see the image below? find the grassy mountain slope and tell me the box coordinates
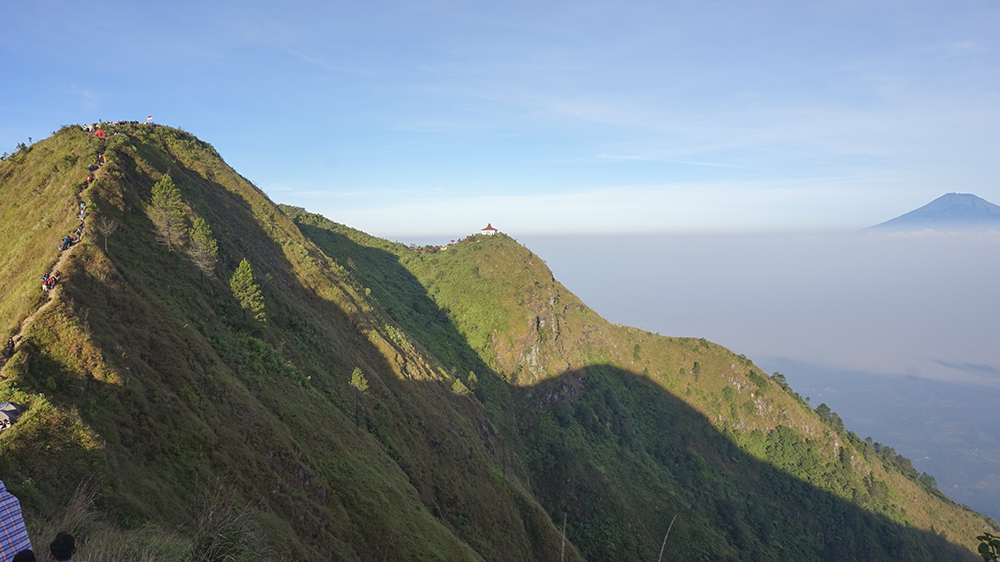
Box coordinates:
[2,124,995,561]
[288,217,997,561]
[0,125,575,561]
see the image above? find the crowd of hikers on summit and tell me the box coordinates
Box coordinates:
[81,120,162,142]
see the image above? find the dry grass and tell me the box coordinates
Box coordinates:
[27,480,269,562]
[189,484,271,562]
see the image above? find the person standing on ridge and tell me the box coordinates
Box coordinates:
[0,480,32,561]
[48,533,78,562]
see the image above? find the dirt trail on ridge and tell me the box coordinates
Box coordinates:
[1,151,102,372]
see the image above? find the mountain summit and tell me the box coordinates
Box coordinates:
[866,193,1000,232]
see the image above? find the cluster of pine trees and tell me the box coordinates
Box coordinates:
[148,174,263,322]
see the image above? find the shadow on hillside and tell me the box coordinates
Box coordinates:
[291,221,515,406]
[290,223,980,562]
[518,364,978,561]
[292,223,489,370]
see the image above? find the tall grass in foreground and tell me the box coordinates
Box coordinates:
[189,484,271,562]
[27,480,271,562]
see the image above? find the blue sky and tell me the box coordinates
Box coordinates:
[2,0,999,238]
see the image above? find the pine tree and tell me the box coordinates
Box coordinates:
[350,367,369,427]
[230,258,265,323]
[452,378,470,395]
[149,174,186,251]
[188,217,219,291]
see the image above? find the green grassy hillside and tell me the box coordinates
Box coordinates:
[289,216,998,561]
[0,125,576,561]
[1,124,995,561]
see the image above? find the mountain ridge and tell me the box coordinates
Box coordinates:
[286,207,996,560]
[1,124,573,560]
[0,123,994,560]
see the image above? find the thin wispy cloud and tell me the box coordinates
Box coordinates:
[596,154,753,169]
[945,41,980,53]
[74,88,100,111]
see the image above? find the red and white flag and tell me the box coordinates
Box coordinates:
[146,116,153,121]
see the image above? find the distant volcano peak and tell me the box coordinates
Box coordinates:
[866,193,1000,232]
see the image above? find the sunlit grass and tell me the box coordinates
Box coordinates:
[0,128,96,340]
